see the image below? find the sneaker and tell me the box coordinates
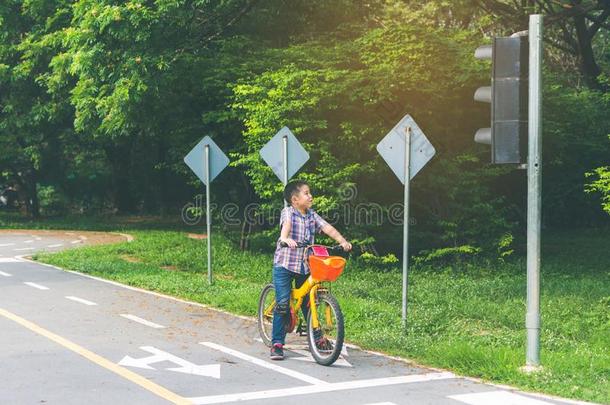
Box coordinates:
[315,337,334,352]
[270,343,284,360]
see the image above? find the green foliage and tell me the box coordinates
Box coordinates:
[0,0,608,250]
[586,164,610,215]
[414,245,481,265]
[37,185,68,216]
[357,252,399,270]
[543,78,610,224]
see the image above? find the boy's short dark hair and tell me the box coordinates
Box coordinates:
[283,180,309,205]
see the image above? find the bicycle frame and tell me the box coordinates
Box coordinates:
[291,275,323,329]
[262,274,326,330]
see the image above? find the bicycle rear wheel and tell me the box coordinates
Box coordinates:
[257,283,275,347]
[307,291,344,366]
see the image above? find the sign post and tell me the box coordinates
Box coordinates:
[526,14,543,368]
[283,134,289,207]
[184,136,229,285]
[377,115,435,327]
[402,127,411,326]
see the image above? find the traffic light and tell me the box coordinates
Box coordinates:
[474,36,529,164]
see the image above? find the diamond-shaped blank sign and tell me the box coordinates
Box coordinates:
[260,127,310,183]
[184,136,229,186]
[376,114,436,185]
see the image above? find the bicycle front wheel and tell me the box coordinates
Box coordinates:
[257,283,275,347]
[307,291,344,366]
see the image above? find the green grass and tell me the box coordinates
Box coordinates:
[4,213,607,403]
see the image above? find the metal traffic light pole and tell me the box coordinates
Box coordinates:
[526,14,543,368]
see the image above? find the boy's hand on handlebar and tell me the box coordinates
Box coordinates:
[340,241,352,252]
[281,238,298,248]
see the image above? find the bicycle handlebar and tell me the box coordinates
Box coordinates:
[279,241,344,251]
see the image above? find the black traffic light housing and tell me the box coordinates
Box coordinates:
[475,36,529,164]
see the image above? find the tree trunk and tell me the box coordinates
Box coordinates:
[573,14,604,91]
[14,172,40,218]
[104,139,137,214]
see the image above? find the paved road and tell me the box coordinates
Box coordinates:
[0,233,585,405]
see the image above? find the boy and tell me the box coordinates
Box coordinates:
[270,180,351,360]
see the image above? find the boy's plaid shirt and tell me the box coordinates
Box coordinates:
[273,206,328,274]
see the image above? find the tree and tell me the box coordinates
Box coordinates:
[475,0,610,91]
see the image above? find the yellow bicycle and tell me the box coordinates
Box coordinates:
[257,243,347,366]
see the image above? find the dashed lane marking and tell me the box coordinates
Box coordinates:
[0,243,15,247]
[65,296,97,306]
[201,342,328,385]
[14,247,35,251]
[0,258,22,263]
[24,240,34,244]
[70,240,82,244]
[24,282,49,290]
[0,271,12,277]
[363,403,398,405]
[0,307,190,405]
[187,371,455,404]
[47,244,63,248]
[120,314,165,329]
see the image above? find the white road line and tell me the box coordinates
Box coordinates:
[0,258,22,263]
[363,403,398,405]
[0,271,12,277]
[188,372,455,404]
[200,342,328,385]
[448,391,554,405]
[24,282,49,290]
[65,296,97,306]
[70,240,82,244]
[120,314,165,329]
[14,247,35,251]
[34,236,42,241]
[0,243,15,247]
[47,244,63,248]
[24,240,34,243]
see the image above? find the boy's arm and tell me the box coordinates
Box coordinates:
[280,220,297,248]
[321,223,352,251]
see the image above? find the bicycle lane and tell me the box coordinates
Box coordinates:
[0,258,325,401]
[0,256,585,405]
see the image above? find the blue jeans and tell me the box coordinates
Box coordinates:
[271,265,311,345]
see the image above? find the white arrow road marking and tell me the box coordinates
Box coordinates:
[47,244,63,248]
[0,271,12,277]
[288,348,352,367]
[119,314,165,329]
[65,296,97,306]
[24,282,49,290]
[0,243,15,247]
[119,346,220,378]
[448,391,555,405]
[0,258,21,263]
[200,342,327,385]
[188,372,455,404]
